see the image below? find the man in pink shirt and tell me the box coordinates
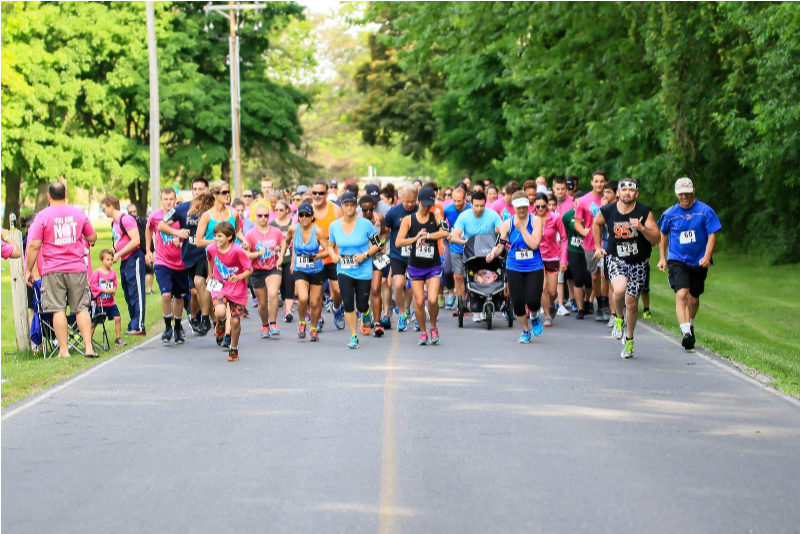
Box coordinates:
[102,195,147,335]
[552,176,574,216]
[490,180,521,221]
[25,181,99,358]
[574,171,610,321]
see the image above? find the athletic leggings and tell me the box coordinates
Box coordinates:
[337,273,371,313]
[280,266,295,300]
[568,250,592,289]
[507,269,545,318]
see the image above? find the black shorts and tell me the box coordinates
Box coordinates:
[667,260,708,298]
[187,260,209,282]
[294,269,325,286]
[568,250,591,289]
[643,261,651,293]
[390,257,408,278]
[323,262,338,282]
[145,263,155,275]
[250,268,281,289]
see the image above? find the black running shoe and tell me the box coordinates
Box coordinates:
[174,327,185,345]
[576,310,585,320]
[681,333,695,350]
[161,327,173,343]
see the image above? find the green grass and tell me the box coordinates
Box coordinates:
[1,225,165,407]
[644,251,800,397]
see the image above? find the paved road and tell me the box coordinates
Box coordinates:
[3,307,800,533]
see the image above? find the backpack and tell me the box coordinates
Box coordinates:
[113,214,148,255]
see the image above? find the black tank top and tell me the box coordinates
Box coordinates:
[408,212,440,268]
[600,201,653,263]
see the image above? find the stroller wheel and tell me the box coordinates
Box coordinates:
[484,302,494,330]
[457,296,464,328]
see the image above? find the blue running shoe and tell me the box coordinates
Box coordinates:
[518,330,532,344]
[317,317,324,332]
[348,335,360,349]
[570,300,579,313]
[397,314,408,332]
[333,305,345,330]
[413,319,420,332]
[222,334,231,348]
[531,315,543,337]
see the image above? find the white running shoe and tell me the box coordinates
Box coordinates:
[556,304,570,316]
[607,315,616,328]
[472,312,484,323]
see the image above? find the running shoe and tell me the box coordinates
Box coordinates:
[576,309,585,320]
[531,315,543,337]
[128,329,147,336]
[305,311,311,323]
[518,330,532,344]
[621,337,634,359]
[413,319,420,332]
[297,321,307,339]
[269,325,280,337]
[284,311,294,323]
[437,295,445,308]
[472,312,484,323]
[174,327,185,345]
[595,308,606,322]
[612,317,624,340]
[190,318,201,335]
[253,298,259,308]
[161,327,173,343]
[243,308,250,319]
[215,321,225,339]
[310,328,319,342]
[362,310,372,327]
[557,305,570,316]
[603,306,612,322]
[325,300,334,314]
[228,348,239,362]
[221,334,231,349]
[543,317,553,327]
[642,309,652,319]
[380,315,391,330]
[570,300,579,313]
[197,319,211,337]
[607,315,616,328]
[361,317,371,336]
[374,322,385,337]
[115,337,127,346]
[397,314,408,332]
[348,335,360,349]
[682,332,695,350]
[445,295,456,310]
[430,327,440,345]
[317,317,324,332]
[417,333,428,346]
[261,326,271,339]
[587,303,594,315]
[549,304,557,319]
[333,305,345,330]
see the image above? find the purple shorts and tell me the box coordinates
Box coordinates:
[407,265,443,281]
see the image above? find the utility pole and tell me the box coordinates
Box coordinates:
[204,1,265,200]
[146,1,161,212]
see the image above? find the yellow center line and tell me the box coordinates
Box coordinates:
[378,329,399,534]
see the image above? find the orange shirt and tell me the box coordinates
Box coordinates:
[314,202,339,265]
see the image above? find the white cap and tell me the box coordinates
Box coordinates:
[327,193,339,203]
[536,185,549,195]
[675,177,694,194]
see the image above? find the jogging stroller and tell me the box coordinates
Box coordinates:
[456,234,514,330]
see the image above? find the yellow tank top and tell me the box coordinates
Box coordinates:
[315,201,339,265]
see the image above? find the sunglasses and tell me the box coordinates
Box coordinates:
[256,214,269,219]
[311,191,326,196]
[361,207,374,213]
[218,190,230,196]
[535,204,548,210]
[298,212,312,218]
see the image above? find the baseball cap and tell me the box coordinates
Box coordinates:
[536,185,549,195]
[675,177,694,194]
[329,180,338,187]
[365,184,381,203]
[566,179,575,189]
[242,190,253,197]
[327,193,339,203]
[341,191,358,205]
[418,186,436,207]
[296,185,308,194]
[413,179,423,185]
[297,202,313,216]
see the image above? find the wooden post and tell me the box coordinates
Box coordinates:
[8,229,30,353]
[146,1,161,213]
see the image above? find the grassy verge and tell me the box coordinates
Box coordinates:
[644,251,800,398]
[1,225,165,407]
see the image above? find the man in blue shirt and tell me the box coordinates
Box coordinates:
[443,186,471,308]
[384,185,418,331]
[657,177,722,351]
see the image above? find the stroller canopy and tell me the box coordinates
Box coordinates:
[464,233,498,262]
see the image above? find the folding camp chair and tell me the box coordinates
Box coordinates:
[31,280,85,358]
[90,299,111,352]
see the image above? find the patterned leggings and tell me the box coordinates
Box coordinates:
[606,257,648,298]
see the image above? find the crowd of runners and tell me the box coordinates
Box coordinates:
[9,173,721,362]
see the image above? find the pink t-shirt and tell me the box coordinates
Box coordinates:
[148,209,185,270]
[245,226,284,271]
[540,211,568,264]
[1,241,15,259]
[27,205,96,275]
[574,193,604,251]
[556,195,574,217]
[490,198,514,221]
[112,213,139,262]
[206,242,253,305]
[90,268,118,306]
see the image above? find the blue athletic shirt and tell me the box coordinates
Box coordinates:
[384,203,418,261]
[443,202,471,254]
[657,200,722,266]
[453,209,503,242]
[506,215,544,272]
[293,223,324,274]
[328,217,377,280]
[164,201,204,269]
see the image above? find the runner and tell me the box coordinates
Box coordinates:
[450,190,503,322]
[245,203,285,339]
[593,178,661,358]
[310,180,345,331]
[574,171,609,322]
[270,199,296,322]
[206,221,253,361]
[562,193,592,319]
[601,181,619,328]
[280,203,329,342]
[384,185,419,332]
[552,176,574,216]
[486,191,544,342]
[146,187,189,344]
[533,193,567,327]
[443,185,470,314]
[327,192,380,349]
[657,177,722,350]
[395,187,449,345]
[358,194,389,337]
[490,180,521,221]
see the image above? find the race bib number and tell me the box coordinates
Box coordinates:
[100,280,114,291]
[401,245,411,257]
[417,244,434,259]
[206,278,223,292]
[570,235,583,248]
[188,236,196,245]
[679,230,696,244]
[296,255,315,269]
[373,253,390,270]
[616,243,639,258]
[340,255,357,269]
[515,248,534,261]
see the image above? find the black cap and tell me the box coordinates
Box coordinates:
[413,179,423,185]
[298,202,313,216]
[566,179,575,188]
[365,184,380,202]
[418,186,436,207]
[341,191,358,205]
